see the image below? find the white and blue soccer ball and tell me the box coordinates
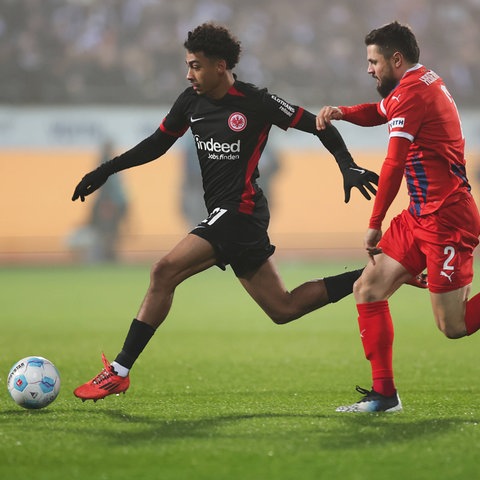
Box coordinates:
[7,356,61,409]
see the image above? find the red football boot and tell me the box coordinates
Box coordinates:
[74,353,130,402]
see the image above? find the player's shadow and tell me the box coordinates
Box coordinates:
[66,408,478,450]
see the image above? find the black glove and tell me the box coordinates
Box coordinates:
[340,163,379,202]
[71,164,111,202]
[335,153,378,203]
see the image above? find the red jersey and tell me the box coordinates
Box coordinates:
[340,64,471,229]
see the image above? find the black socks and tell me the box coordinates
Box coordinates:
[112,269,363,370]
[324,268,364,303]
[114,319,156,369]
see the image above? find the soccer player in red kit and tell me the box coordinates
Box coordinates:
[71,23,380,401]
[317,21,480,412]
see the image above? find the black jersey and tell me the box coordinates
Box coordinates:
[160,80,304,216]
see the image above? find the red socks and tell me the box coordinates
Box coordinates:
[357,300,396,397]
[465,292,480,335]
[356,293,480,397]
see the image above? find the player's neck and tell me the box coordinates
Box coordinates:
[207,71,235,100]
[396,62,417,81]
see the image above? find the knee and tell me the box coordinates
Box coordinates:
[435,315,467,339]
[272,314,290,325]
[437,322,466,339]
[266,308,297,325]
[353,274,391,303]
[353,276,373,302]
[151,257,169,278]
[352,278,362,298]
[149,257,177,289]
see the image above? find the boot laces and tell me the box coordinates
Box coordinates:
[92,366,115,385]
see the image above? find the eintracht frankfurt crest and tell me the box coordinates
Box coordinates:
[228,112,247,131]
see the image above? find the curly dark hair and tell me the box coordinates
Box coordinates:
[184,22,241,69]
[365,21,420,64]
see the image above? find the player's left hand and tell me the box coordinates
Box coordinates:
[341,164,379,203]
[406,272,428,289]
[364,228,382,264]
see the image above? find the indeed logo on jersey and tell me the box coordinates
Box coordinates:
[388,117,405,130]
[194,135,240,160]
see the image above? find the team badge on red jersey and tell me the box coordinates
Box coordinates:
[228,112,247,131]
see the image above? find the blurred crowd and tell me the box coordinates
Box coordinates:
[2,0,480,107]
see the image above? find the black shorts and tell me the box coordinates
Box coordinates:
[190,207,275,277]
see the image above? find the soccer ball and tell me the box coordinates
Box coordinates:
[7,356,61,409]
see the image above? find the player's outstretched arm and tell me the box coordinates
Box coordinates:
[72,128,177,202]
[295,110,379,203]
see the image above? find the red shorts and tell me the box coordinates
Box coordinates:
[379,194,480,293]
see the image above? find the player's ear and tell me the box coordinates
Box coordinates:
[392,51,402,68]
[216,58,228,73]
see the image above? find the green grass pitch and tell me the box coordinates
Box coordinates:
[0,261,479,479]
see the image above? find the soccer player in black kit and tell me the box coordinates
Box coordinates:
[72,23,379,401]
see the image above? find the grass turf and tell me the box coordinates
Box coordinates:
[0,261,479,479]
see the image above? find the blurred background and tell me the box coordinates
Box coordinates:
[1,0,480,264]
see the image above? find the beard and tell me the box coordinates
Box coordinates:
[376,75,398,98]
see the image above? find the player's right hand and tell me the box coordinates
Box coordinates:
[316,106,343,130]
[71,167,109,202]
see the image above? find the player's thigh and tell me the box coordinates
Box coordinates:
[153,233,218,284]
[429,285,471,338]
[354,253,413,303]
